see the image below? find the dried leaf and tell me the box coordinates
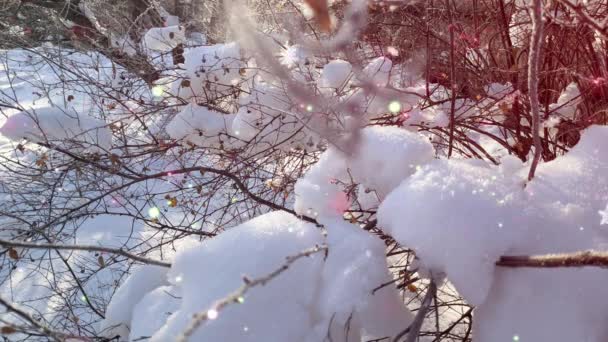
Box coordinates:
[1,326,17,334]
[304,0,331,32]
[97,255,105,268]
[67,95,74,102]
[8,248,18,260]
[407,284,418,293]
[180,79,191,88]
[168,197,178,207]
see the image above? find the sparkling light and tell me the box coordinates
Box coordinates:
[599,204,608,225]
[513,335,520,341]
[236,296,245,303]
[388,101,402,114]
[151,85,164,97]
[306,104,313,112]
[207,309,219,320]
[148,207,161,219]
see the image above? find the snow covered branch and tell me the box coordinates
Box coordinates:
[527,0,544,181]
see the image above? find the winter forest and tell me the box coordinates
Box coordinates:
[0,0,607,341]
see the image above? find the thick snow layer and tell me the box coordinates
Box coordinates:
[143,26,186,52]
[315,218,413,339]
[105,211,413,341]
[150,211,325,341]
[349,126,435,197]
[321,59,352,88]
[378,125,608,341]
[549,82,580,119]
[378,159,524,304]
[129,285,181,340]
[100,266,170,339]
[359,57,392,87]
[171,43,243,101]
[166,103,234,146]
[295,126,434,218]
[0,106,112,152]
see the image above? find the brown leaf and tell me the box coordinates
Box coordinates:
[8,248,18,260]
[304,0,331,32]
[109,153,121,166]
[1,326,17,334]
[167,197,178,207]
[67,95,74,102]
[97,255,105,268]
[180,79,191,88]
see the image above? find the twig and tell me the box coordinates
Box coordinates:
[0,296,65,341]
[497,250,608,268]
[0,238,171,268]
[393,279,437,342]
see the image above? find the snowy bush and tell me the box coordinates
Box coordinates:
[1,0,608,341]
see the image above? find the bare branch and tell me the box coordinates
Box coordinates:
[497,250,608,268]
[0,238,171,268]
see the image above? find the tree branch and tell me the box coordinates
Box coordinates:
[0,238,171,268]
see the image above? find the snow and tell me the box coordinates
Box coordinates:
[378,125,608,340]
[166,103,235,146]
[600,204,608,225]
[143,26,186,52]
[320,59,352,88]
[295,126,434,218]
[172,42,244,101]
[549,82,580,119]
[316,218,413,340]
[103,211,413,341]
[100,266,170,339]
[359,57,392,86]
[0,106,112,152]
[149,211,325,341]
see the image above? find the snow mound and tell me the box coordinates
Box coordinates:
[0,106,112,152]
[315,218,413,340]
[100,266,170,339]
[321,59,352,89]
[171,43,244,101]
[359,57,392,87]
[104,211,413,341]
[166,103,235,146]
[151,211,325,341]
[378,125,608,341]
[295,126,434,218]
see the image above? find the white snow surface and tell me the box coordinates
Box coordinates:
[143,26,186,52]
[378,125,608,341]
[0,106,112,152]
[104,211,412,341]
